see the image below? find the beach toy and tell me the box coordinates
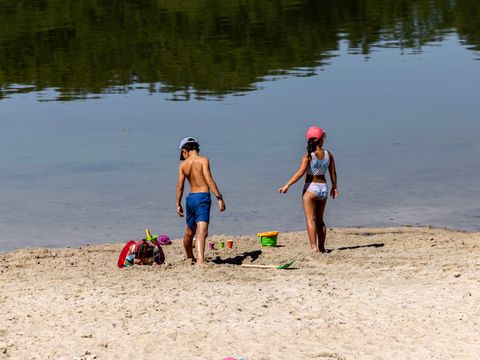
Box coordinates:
[144,228,158,242]
[134,238,165,265]
[241,259,296,270]
[208,242,215,250]
[219,241,225,248]
[157,235,172,245]
[117,229,167,268]
[144,228,172,244]
[117,240,136,268]
[256,231,279,247]
[124,254,134,267]
[227,240,233,248]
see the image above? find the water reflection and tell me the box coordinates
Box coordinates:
[0,0,479,101]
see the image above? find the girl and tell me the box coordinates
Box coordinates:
[279,127,338,252]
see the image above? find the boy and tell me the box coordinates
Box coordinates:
[176,137,226,266]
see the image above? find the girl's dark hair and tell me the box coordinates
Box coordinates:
[307,137,320,159]
[180,142,200,160]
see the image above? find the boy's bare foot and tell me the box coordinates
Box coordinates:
[196,260,209,267]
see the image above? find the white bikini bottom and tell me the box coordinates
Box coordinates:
[304,182,328,200]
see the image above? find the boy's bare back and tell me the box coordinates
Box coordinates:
[179,155,210,193]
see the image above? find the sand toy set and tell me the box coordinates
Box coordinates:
[117,228,171,268]
[117,229,295,270]
[249,231,296,270]
[209,239,234,249]
[208,230,280,250]
[209,231,296,270]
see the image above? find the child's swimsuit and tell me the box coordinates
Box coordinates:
[306,150,330,176]
[303,182,328,200]
[304,150,330,200]
[186,192,211,229]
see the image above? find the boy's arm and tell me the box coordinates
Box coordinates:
[202,158,225,211]
[176,163,186,216]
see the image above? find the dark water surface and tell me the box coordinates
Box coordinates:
[1,0,479,251]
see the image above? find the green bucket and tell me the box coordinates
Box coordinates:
[259,235,277,247]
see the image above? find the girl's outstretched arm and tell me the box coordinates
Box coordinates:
[328,151,338,199]
[279,155,309,193]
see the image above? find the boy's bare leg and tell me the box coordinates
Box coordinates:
[195,221,209,266]
[183,226,196,261]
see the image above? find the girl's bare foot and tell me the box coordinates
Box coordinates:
[196,260,209,267]
[184,256,196,265]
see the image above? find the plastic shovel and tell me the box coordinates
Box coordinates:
[240,259,296,270]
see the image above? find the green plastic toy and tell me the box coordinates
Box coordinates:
[241,259,296,270]
[257,231,279,247]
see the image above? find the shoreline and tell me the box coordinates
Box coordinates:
[1,224,478,255]
[1,226,479,359]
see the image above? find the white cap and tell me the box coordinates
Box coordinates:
[178,136,198,149]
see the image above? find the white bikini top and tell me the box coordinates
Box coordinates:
[306,150,330,176]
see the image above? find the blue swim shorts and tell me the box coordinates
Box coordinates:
[186,192,211,229]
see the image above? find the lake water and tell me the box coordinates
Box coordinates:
[1,0,479,252]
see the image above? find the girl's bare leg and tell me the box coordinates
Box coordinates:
[315,198,328,252]
[195,221,209,266]
[183,226,196,261]
[303,191,319,251]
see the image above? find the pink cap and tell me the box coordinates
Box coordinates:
[306,126,325,140]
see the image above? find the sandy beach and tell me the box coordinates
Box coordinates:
[1,226,479,360]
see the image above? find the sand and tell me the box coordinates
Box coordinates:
[0,226,479,360]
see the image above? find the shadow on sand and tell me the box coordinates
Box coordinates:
[212,250,262,265]
[337,243,384,251]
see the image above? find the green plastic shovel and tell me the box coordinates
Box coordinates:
[241,259,296,269]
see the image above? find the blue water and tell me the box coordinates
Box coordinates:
[1,36,479,252]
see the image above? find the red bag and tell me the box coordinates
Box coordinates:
[117,239,165,268]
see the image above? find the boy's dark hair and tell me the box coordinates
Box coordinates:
[180,142,200,160]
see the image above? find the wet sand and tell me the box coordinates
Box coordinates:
[1,227,479,359]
